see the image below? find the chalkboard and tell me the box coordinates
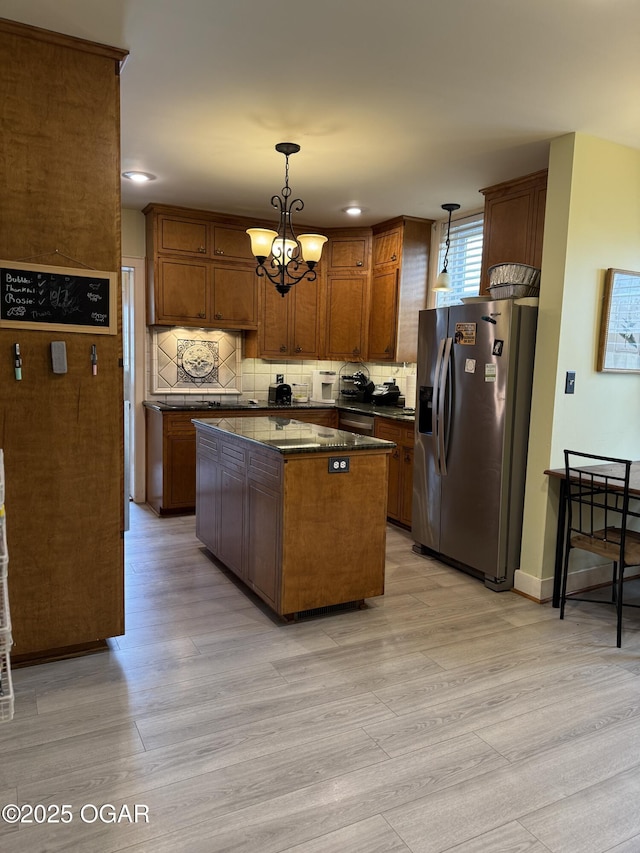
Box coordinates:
[0,261,117,334]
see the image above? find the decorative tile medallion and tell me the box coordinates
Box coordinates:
[151,328,241,394]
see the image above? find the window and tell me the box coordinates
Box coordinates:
[435,212,484,307]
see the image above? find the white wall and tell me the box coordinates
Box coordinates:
[516,133,640,601]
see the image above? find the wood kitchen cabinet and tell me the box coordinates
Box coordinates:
[319,228,370,360]
[145,205,260,329]
[257,275,321,359]
[374,416,415,528]
[479,170,547,293]
[368,217,432,363]
[323,274,369,360]
[146,405,338,515]
[194,418,390,619]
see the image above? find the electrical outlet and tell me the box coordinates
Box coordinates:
[276,373,284,384]
[328,457,350,473]
[565,371,576,394]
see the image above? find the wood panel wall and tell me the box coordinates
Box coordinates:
[0,19,128,659]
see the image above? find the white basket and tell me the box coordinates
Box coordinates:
[0,577,10,635]
[0,648,14,722]
[0,507,6,562]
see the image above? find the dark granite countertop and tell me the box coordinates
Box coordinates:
[192,416,396,454]
[143,399,415,422]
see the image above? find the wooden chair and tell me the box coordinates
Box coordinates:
[560,450,640,647]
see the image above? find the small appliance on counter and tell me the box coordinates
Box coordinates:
[371,381,401,406]
[268,383,292,405]
[310,370,336,404]
[348,370,373,403]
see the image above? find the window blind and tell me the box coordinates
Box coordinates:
[435,212,484,307]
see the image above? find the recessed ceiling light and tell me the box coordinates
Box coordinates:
[122,171,156,183]
[343,206,362,216]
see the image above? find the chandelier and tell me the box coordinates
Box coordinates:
[246,142,327,297]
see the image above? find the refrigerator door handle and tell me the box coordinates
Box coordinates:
[433,337,447,474]
[438,337,453,476]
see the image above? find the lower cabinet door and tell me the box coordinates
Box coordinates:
[218,467,245,577]
[247,480,281,609]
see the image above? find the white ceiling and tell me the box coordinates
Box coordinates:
[2,0,640,227]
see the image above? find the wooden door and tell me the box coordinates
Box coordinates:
[247,481,280,609]
[291,278,320,357]
[167,434,197,509]
[212,265,258,328]
[259,280,291,357]
[324,275,367,359]
[218,467,245,577]
[212,225,255,262]
[327,237,368,270]
[159,216,209,255]
[368,270,398,361]
[373,228,401,268]
[157,257,209,324]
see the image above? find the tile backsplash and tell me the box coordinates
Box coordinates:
[147,327,417,406]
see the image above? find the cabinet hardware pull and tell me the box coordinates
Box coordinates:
[404,453,411,463]
[214,248,224,255]
[353,347,360,355]
[390,253,397,261]
[215,312,223,319]
[197,312,206,318]
[295,346,302,353]
[393,450,399,459]
[356,261,363,267]
[280,345,287,352]
[198,246,206,253]
[385,346,391,353]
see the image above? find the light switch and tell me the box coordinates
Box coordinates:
[565,371,575,394]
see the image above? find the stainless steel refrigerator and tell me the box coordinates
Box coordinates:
[412,300,538,590]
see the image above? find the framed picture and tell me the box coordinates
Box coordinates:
[597,268,640,373]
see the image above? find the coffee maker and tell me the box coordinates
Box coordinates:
[310,370,336,404]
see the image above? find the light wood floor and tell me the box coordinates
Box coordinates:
[3,502,640,852]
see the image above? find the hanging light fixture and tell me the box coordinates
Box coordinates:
[433,202,461,292]
[246,142,327,297]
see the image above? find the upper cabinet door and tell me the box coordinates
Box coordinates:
[291,278,320,357]
[324,275,368,360]
[211,265,258,328]
[156,257,209,324]
[159,216,209,255]
[479,170,548,293]
[212,225,256,262]
[372,228,401,268]
[327,237,369,270]
[368,270,399,361]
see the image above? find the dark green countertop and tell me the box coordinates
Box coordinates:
[143,399,415,423]
[192,416,396,454]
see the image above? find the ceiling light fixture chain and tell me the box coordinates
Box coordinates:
[247,143,327,298]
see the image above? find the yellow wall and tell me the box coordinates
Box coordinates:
[122,208,146,258]
[517,133,640,600]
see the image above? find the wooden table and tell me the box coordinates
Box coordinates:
[545,461,640,607]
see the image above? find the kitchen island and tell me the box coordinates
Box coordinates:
[193,416,395,619]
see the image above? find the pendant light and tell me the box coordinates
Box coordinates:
[246,143,327,298]
[433,202,461,292]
